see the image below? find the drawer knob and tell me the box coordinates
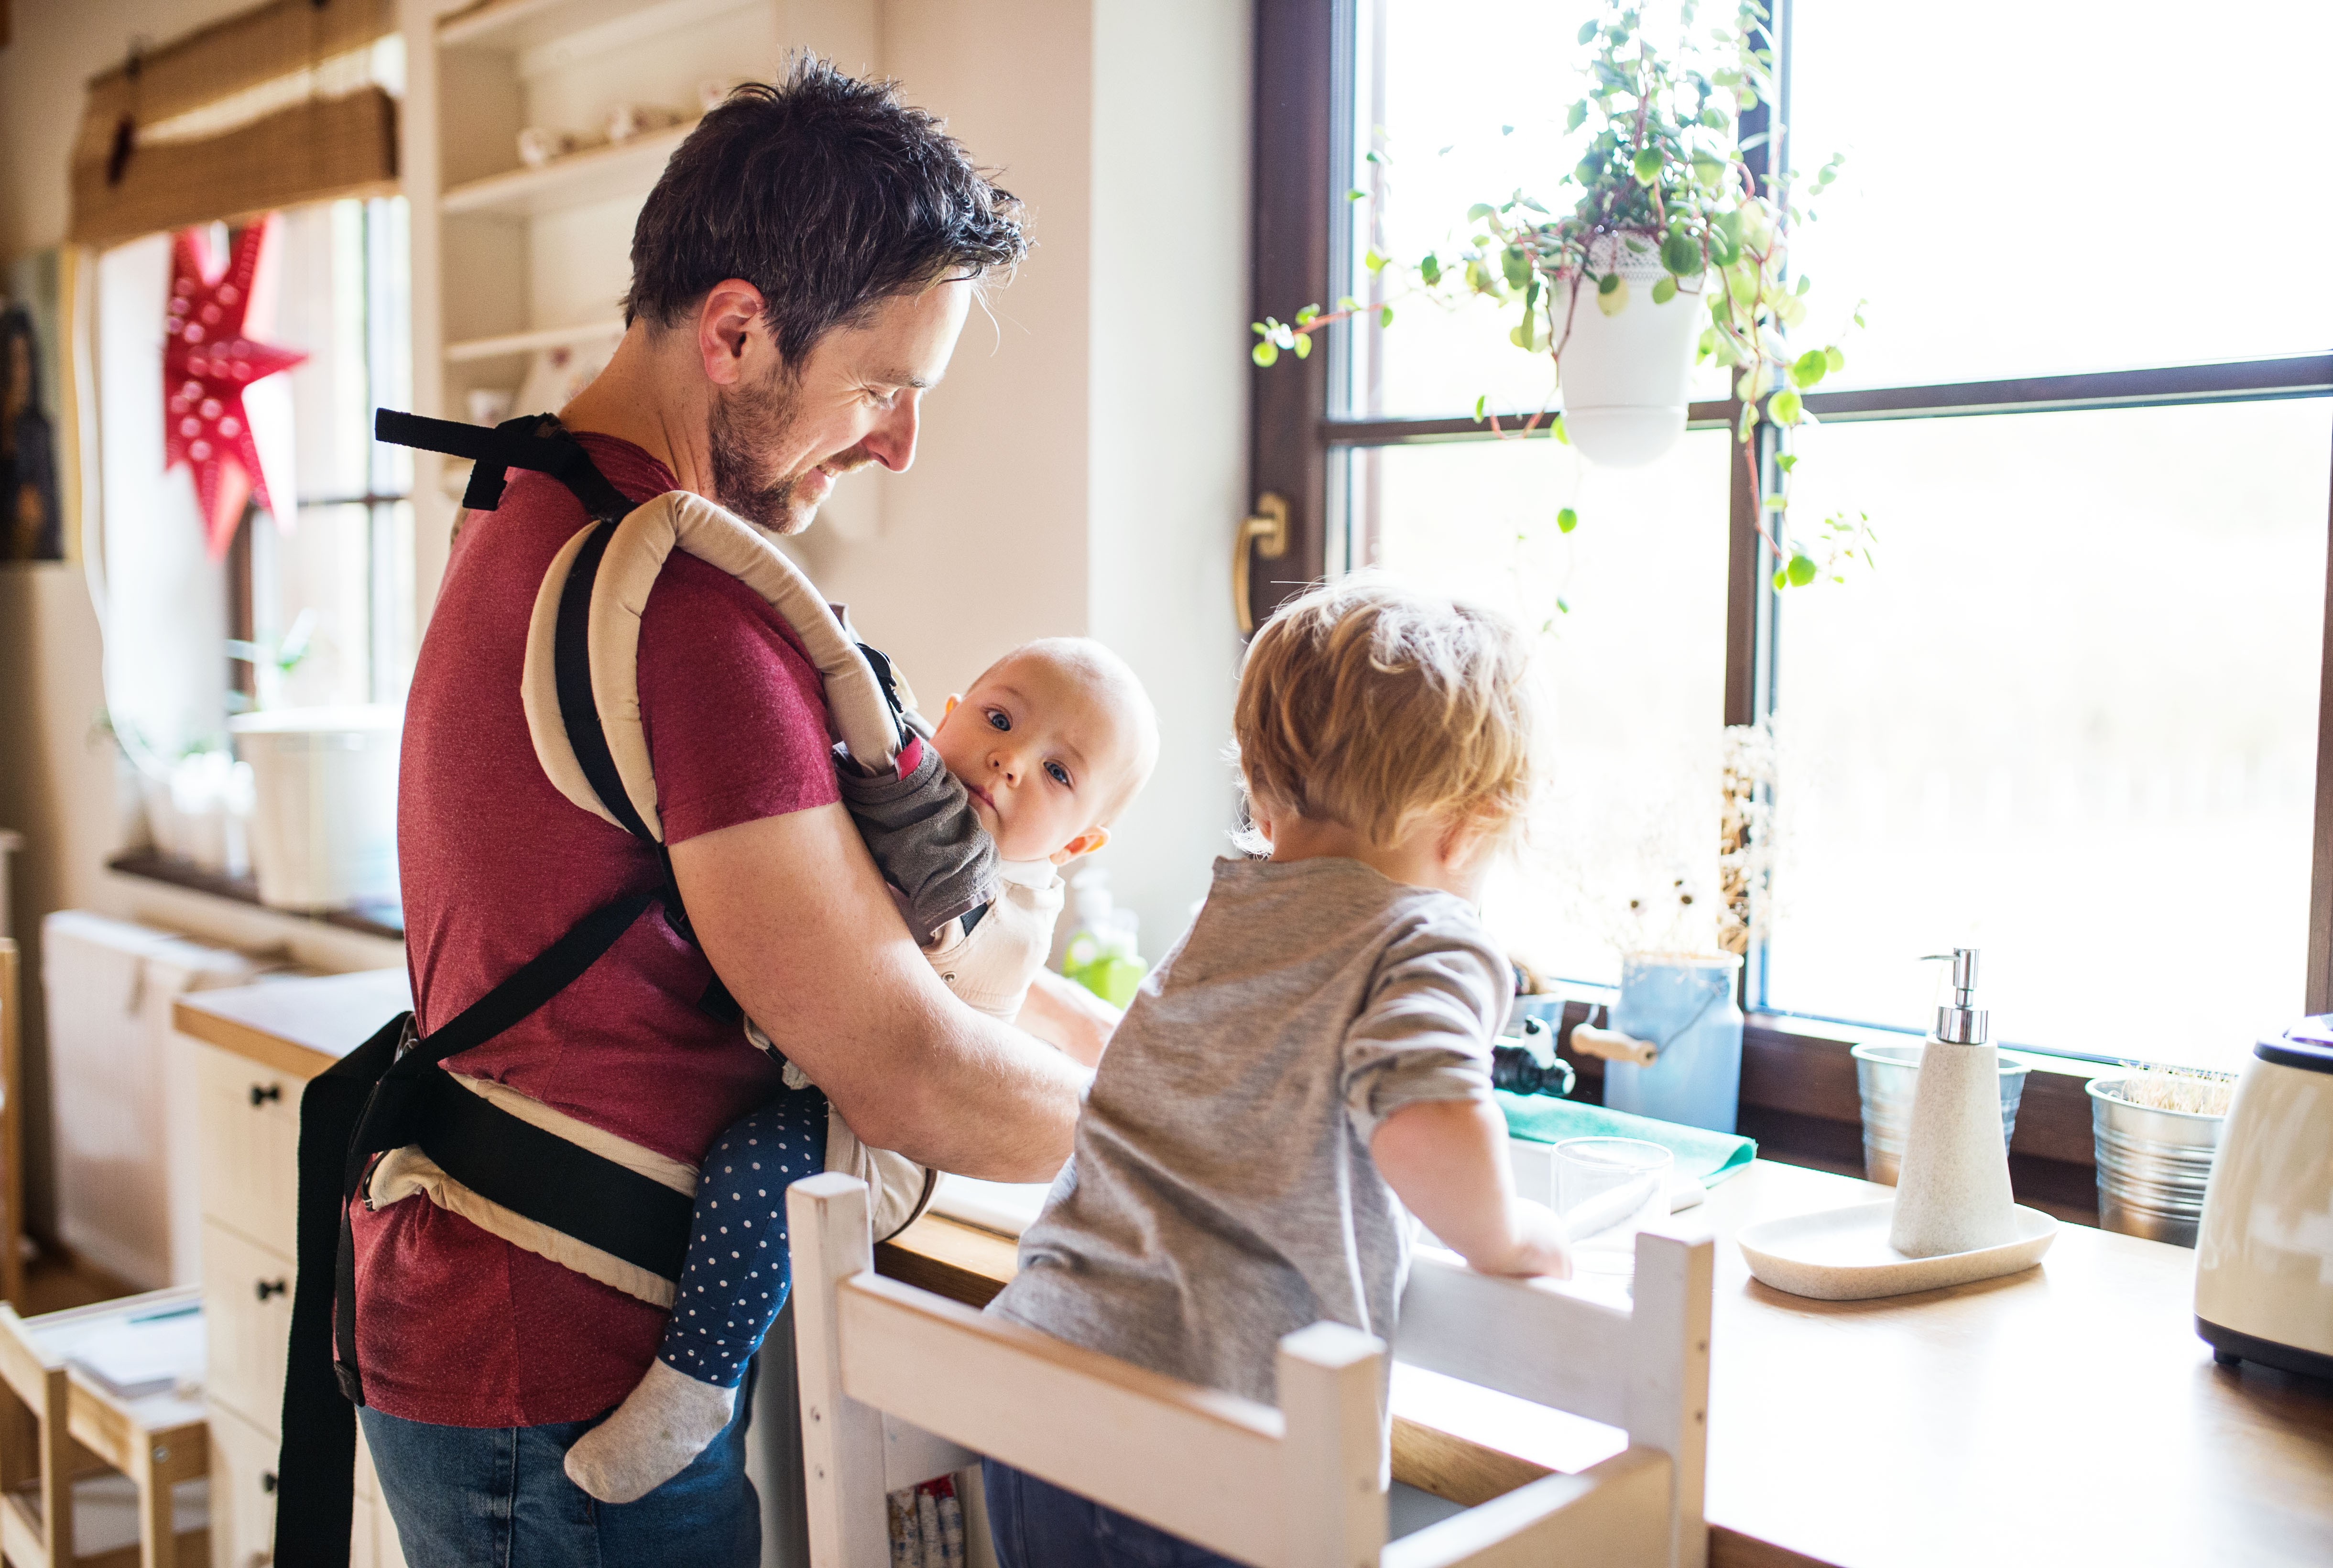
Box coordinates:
[250,1083,282,1107]
[256,1278,288,1301]
[261,1470,278,1492]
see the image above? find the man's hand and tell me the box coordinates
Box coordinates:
[673,803,1088,1180]
[1016,969,1121,1068]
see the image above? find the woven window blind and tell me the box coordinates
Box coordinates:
[68,0,399,247]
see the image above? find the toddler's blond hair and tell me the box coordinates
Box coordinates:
[1234,579,1538,849]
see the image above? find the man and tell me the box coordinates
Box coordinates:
[361,60,1096,1564]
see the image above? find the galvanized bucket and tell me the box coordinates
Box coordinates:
[2087,1079,2226,1248]
[1850,1042,2029,1186]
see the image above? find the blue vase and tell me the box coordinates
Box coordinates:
[1603,954,1745,1134]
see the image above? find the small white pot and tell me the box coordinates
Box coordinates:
[230,706,402,910]
[1556,231,1706,468]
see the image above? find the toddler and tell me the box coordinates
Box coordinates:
[564,636,1158,1503]
[982,582,1570,1568]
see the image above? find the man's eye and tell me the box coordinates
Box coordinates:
[986,709,1010,731]
[1046,762,1072,786]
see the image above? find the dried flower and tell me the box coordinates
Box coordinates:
[2105,1067,2234,1117]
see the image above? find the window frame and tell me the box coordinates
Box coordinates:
[224,196,415,713]
[1247,0,2333,1155]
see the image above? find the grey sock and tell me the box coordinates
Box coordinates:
[563,1357,739,1504]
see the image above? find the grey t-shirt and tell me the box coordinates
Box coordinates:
[990,855,1506,1407]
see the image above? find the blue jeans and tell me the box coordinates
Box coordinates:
[360,1378,759,1568]
[984,1461,1243,1568]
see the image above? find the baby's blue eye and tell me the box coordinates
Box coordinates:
[1046,762,1072,786]
[986,709,1010,731]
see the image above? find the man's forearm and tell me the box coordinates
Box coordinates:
[674,805,1088,1180]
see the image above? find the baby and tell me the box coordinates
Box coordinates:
[981,582,1570,1568]
[564,636,1158,1503]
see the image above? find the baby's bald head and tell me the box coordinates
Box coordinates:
[931,637,1159,863]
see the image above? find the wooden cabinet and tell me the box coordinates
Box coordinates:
[193,1045,302,1258]
[204,1399,285,1568]
[192,1039,406,1568]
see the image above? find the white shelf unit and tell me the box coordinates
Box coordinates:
[442,318,636,363]
[401,0,801,602]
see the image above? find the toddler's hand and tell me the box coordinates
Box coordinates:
[1492,1199,1574,1280]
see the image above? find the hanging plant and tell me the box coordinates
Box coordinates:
[1255,0,1875,590]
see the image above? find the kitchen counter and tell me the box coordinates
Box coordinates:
[883,1159,2333,1567]
[178,970,2333,1568]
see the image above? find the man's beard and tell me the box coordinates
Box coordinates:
[707,366,818,534]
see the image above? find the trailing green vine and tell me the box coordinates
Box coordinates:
[1255,0,1875,589]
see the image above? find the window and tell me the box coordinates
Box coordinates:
[1250,0,2333,1071]
[97,196,414,762]
[239,196,415,713]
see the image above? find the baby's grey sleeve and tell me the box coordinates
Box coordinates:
[834,740,1000,941]
[1341,915,1506,1143]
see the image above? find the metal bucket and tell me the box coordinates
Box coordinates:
[1850,1042,2028,1185]
[2087,1079,2225,1248]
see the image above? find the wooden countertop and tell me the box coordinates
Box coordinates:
[880,1164,2333,1568]
[174,968,409,1077]
[168,978,2333,1566]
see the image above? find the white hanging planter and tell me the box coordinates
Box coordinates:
[1556,230,1707,468]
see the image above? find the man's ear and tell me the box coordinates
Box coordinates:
[697,279,771,388]
[1050,826,1111,866]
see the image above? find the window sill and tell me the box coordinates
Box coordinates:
[107,850,404,942]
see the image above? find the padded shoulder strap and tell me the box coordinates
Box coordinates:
[522,491,907,840]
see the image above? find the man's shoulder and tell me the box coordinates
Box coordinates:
[641,546,820,675]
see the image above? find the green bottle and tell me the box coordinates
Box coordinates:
[1061,870,1147,1007]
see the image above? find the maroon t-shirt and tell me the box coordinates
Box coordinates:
[361,435,838,1426]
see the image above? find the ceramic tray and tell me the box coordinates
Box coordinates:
[1737,1200,2059,1301]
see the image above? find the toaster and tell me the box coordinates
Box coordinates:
[2194,1017,2333,1380]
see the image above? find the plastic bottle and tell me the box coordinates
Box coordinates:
[1061,870,1148,1007]
[1889,947,2019,1257]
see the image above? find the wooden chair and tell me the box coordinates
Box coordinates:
[789,1172,1712,1568]
[0,1289,208,1568]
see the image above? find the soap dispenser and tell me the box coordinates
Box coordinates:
[1889,948,2018,1258]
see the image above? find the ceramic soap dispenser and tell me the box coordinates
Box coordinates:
[1888,948,2018,1258]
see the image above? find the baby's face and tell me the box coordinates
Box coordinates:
[931,650,1141,864]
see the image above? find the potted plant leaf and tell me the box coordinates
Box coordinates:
[1256,0,1873,589]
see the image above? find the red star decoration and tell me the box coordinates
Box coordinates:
[164,221,307,557]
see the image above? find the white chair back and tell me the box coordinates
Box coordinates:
[788,1172,1711,1568]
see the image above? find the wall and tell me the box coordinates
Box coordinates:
[1086,0,1250,951]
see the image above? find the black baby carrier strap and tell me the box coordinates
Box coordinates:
[276,892,682,1564]
[274,415,718,1568]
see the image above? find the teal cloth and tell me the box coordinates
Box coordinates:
[1497,1090,1757,1187]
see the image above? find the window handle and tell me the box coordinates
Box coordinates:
[256,1278,288,1301]
[1234,493,1291,636]
[250,1083,281,1107]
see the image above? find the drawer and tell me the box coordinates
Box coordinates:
[196,1044,303,1255]
[201,1219,294,1435]
[209,1400,401,1568]
[206,1398,280,1568]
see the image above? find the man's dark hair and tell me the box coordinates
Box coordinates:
[623,57,1028,363]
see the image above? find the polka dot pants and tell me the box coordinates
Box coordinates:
[657,1083,829,1389]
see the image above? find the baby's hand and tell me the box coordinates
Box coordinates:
[1491,1199,1574,1280]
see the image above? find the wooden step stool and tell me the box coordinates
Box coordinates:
[0,1286,208,1568]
